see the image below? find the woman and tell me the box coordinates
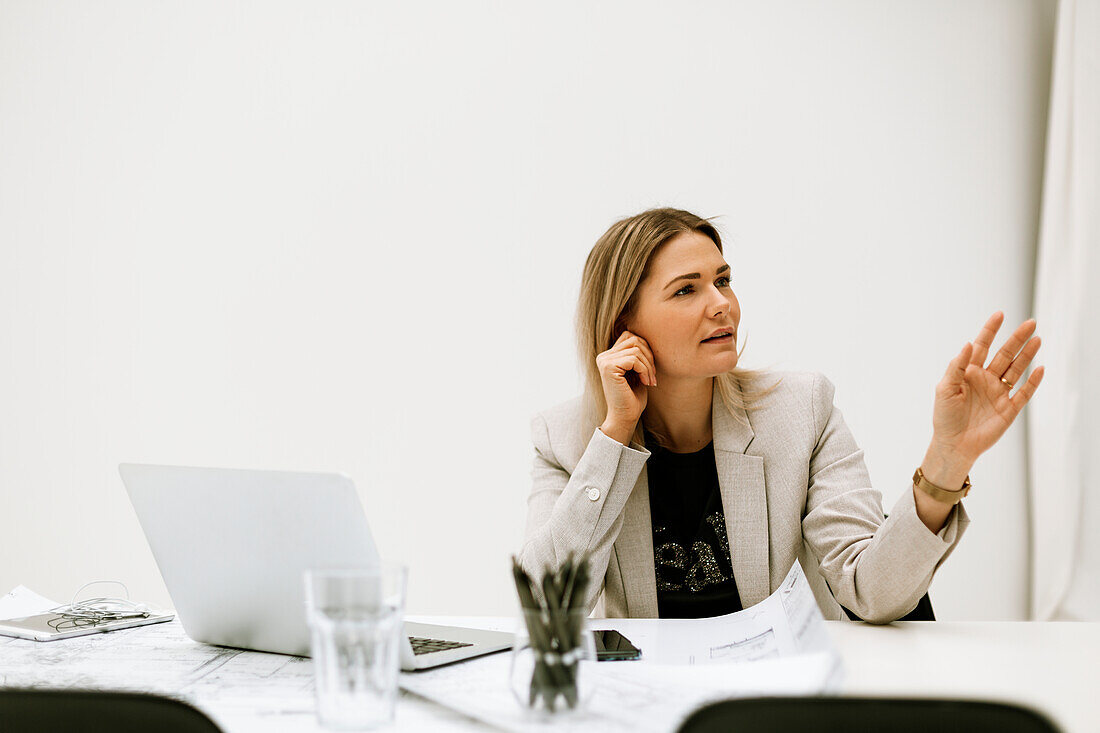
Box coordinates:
[519,207,1044,623]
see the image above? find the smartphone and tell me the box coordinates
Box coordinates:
[592,629,641,661]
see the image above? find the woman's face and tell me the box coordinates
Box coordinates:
[625,230,741,380]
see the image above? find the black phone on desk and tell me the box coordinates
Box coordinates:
[592,629,641,661]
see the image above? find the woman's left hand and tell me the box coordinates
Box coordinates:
[930,311,1046,465]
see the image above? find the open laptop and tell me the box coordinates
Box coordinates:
[118,463,513,670]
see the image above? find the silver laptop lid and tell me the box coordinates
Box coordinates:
[120,463,379,656]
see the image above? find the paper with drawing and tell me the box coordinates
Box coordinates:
[399,559,842,733]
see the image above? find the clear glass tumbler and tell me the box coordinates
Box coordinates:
[305,565,408,730]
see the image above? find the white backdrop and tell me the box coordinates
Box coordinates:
[0,0,1054,619]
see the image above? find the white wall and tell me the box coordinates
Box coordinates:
[0,0,1054,619]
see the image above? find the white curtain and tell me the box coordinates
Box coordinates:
[1029,0,1100,620]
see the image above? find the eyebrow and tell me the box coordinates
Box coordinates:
[664,264,731,290]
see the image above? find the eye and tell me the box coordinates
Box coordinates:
[668,275,730,294]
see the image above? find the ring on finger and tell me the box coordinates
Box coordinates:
[1000,376,1015,389]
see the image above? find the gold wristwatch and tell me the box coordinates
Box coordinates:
[912,467,971,505]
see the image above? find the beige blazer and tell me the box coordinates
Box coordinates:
[519,371,969,623]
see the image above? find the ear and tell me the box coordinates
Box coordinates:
[612,315,630,344]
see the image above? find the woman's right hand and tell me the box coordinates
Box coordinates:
[596,331,657,443]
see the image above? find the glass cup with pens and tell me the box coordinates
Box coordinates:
[510,555,598,718]
[305,565,407,730]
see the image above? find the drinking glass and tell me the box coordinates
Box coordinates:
[305,565,407,730]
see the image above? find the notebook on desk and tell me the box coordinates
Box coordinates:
[118,463,513,670]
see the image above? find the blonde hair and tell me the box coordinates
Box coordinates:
[575,207,783,448]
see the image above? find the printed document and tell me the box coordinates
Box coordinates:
[399,559,842,733]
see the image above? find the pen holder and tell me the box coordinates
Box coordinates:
[509,608,597,718]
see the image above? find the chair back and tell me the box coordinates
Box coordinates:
[0,690,223,733]
[676,697,1060,733]
[842,592,936,621]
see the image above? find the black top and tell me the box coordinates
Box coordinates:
[645,429,743,618]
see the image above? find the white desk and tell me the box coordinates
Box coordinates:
[2,617,1096,733]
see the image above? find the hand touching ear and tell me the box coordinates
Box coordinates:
[595,331,656,443]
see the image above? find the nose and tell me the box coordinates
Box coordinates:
[706,282,729,317]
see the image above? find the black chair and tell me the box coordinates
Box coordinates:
[841,592,936,622]
[677,697,1062,733]
[0,689,223,733]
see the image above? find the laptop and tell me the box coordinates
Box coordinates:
[118,463,513,670]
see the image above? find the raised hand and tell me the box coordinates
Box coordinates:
[930,311,1045,465]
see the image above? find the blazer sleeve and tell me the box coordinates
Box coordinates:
[801,373,970,623]
[518,413,650,613]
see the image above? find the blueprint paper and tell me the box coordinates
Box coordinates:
[642,559,830,664]
[0,561,839,733]
[399,559,843,733]
[0,619,318,732]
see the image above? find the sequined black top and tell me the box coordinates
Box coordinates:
[644,430,744,618]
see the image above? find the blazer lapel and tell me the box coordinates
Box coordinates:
[712,395,771,607]
[612,391,769,618]
[617,465,658,617]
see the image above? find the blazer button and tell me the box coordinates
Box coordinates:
[585,487,601,501]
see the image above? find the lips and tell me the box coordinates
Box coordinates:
[702,328,734,343]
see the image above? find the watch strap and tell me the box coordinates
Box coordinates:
[913,467,971,505]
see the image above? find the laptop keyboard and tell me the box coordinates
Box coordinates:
[409,636,474,656]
